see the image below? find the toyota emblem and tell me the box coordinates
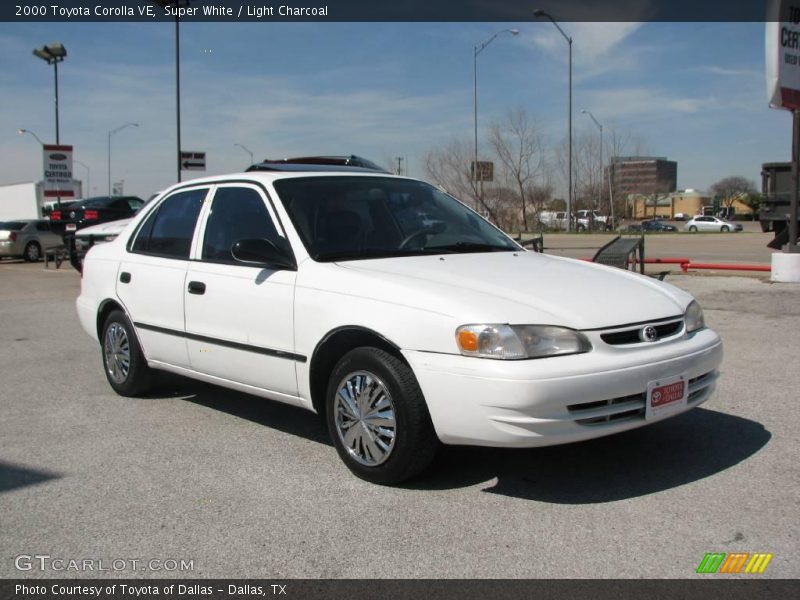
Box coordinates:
[641,326,658,342]
[69,211,76,219]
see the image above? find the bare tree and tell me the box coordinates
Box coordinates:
[710,176,757,209]
[423,137,499,222]
[488,108,546,231]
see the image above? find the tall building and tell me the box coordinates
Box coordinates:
[606,156,678,197]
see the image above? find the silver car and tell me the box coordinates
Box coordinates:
[684,216,743,233]
[0,219,64,261]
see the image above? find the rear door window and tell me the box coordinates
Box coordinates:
[131,188,207,259]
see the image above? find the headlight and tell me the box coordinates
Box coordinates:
[456,324,592,360]
[685,300,705,333]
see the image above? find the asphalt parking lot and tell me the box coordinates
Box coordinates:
[0,250,798,579]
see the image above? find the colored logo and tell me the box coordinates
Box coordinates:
[696,552,773,574]
[49,153,67,161]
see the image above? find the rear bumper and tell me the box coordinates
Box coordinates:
[403,328,723,448]
[0,241,22,257]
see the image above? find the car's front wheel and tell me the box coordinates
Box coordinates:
[101,309,154,397]
[721,225,730,232]
[689,225,698,232]
[326,347,438,485]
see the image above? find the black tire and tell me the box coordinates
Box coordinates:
[576,224,586,232]
[23,241,41,262]
[101,309,154,397]
[325,347,438,485]
[721,225,730,232]
[689,225,698,232]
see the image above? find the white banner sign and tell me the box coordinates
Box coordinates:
[42,144,74,198]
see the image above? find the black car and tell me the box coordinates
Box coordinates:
[639,219,678,232]
[50,196,144,235]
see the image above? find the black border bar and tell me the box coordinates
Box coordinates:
[2,0,781,23]
[2,579,799,600]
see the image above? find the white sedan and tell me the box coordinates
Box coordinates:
[685,216,743,232]
[76,166,722,484]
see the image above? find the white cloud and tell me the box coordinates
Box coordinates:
[529,22,644,80]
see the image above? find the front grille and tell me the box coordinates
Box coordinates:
[600,319,683,345]
[567,370,717,427]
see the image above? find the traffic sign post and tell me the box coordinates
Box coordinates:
[180,151,206,171]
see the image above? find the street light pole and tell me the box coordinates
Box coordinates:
[473,28,519,212]
[582,109,606,223]
[533,10,573,231]
[151,1,189,183]
[33,43,67,207]
[108,123,138,195]
[18,128,45,145]
[74,160,90,199]
[234,143,254,165]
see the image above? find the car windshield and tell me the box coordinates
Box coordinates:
[273,176,519,261]
[0,221,28,231]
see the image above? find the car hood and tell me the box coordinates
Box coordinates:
[333,252,692,330]
[75,218,132,237]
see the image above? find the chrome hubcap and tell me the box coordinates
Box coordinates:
[334,371,396,466]
[104,323,130,384]
[27,244,39,260]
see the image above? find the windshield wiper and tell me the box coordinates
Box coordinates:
[421,242,514,253]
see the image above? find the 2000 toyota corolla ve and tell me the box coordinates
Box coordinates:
[76,166,723,484]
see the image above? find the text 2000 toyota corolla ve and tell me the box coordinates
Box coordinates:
[76,167,722,484]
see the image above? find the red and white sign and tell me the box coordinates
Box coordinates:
[42,144,74,198]
[767,0,800,110]
[645,373,688,420]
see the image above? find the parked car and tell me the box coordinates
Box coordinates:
[575,209,614,231]
[685,216,743,232]
[77,165,722,484]
[640,219,678,233]
[0,219,63,261]
[73,192,163,253]
[50,196,145,235]
[673,212,688,221]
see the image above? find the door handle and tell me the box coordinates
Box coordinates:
[187,281,206,295]
[119,271,131,284]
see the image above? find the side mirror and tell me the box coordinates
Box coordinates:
[231,238,296,271]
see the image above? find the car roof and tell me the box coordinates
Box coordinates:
[162,170,407,191]
[246,155,389,173]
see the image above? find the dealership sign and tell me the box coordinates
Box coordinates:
[42,144,74,198]
[767,0,800,110]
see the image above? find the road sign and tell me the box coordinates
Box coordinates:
[42,144,74,198]
[180,151,206,171]
[471,161,494,182]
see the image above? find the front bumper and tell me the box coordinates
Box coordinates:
[403,328,723,447]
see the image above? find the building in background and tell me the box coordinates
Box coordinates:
[607,156,678,199]
[630,188,755,220]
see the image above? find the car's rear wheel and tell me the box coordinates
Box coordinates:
[326,347,438,485]
[721,225,730,232]
[101,310,154,397]
[689,225,698,232]
[23,241,41,262]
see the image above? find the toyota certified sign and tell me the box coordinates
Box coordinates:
[767,0,800,110]
[42,144,74,198]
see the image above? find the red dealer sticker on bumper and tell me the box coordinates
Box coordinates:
[645,374,688,420]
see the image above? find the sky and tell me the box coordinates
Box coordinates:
[0,20,790,200]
